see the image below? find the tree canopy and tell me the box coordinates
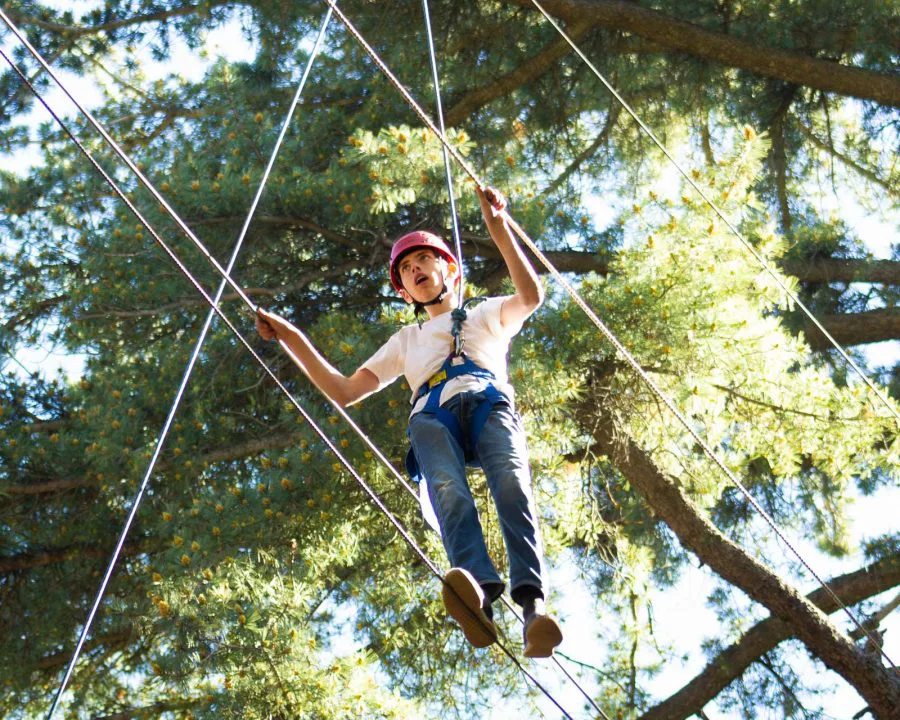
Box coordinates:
[1,1,898,718]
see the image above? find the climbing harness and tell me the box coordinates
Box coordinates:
[404,351,507,484]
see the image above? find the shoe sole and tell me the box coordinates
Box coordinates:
[441,569,497,649]
[524,615,563,658]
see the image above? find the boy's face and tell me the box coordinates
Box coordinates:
[396,248,458,304]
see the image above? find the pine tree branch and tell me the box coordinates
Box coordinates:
[580,404,900,716]
[639,553,900,720]
[19,419,66,434]
[803,309,900,350]
[73,259,365,320]
[36,629,134,670]
[91,698,204,720]
[0,537,155,573]
[445,17,597,125]
[476,247,900,290]
[539,103,621,198]
[849,592,900,642]
[2,4,225,38]
[510,0,900,106]
[186,215,367,252]
[781,257,900,286]
[3,430,307,499]
[767,84,800,233]
[2,295,67,333]
[2,476,92,497]
[796,121,899,197]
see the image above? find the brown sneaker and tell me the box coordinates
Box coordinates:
[441,568,497,648]
[523,612,563,658]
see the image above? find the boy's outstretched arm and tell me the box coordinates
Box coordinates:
[476,186,545,329]
[256,309,379,407]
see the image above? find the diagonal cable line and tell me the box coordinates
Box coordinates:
[0,14,596,712]
[0,46,576,720]
[10,0,888,708]
[420,3,610,716]
[527,0,900,428]
[318,0,895,669]
[420,0,466,306]
[0,3,421,507]
[29,7,334,716]
[1,21,577,720]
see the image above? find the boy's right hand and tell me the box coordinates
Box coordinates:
[256,308,286,342]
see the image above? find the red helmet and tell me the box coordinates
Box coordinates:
[389,231,457,292]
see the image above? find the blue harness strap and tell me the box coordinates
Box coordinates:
[404,354,508,483]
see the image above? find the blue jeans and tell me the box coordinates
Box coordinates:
[408,389,545,604]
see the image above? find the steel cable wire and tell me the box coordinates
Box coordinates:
[420,2,611,716]
[0,18,576,720]
[38,8,334,716]
[420,0,466,309]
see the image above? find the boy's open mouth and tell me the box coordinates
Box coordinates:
[415,274,428,285]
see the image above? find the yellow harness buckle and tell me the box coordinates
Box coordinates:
[427,370,447,389]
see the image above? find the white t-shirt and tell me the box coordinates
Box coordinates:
[360,296,522,416]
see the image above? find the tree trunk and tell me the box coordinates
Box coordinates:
[471,247,900,288]
[640,554,900,720]
[804,309,900,350]
[581,406,900,717]
[782,258,900,286]
[510,0,900,106]
[0,538,155,573]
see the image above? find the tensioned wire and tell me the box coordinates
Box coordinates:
[527,0,900,429]
[34,6,334,717]
[420,0,466,313]
[419,2,610,716]
[0,15,578,720]
[319,0,895,668]
[0,46,575,720]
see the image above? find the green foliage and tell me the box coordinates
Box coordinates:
[1,1,898,718]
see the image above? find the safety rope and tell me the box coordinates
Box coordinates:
[420,0,468,356]
[527,0,900,429]
[320,0,895,669]
[418,4,608,716]
[0,16,577,720]
[37,7,332,716]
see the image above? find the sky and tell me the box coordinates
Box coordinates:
[1,4,898,719]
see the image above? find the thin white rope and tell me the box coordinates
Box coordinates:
[321,0,895,668]
[0,4,419,507]
[419,4,609,716]
[420,0,466,308]
[528,0,900,429]
[29,8,335,717]
[1,43,576,720]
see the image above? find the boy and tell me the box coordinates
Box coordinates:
[256,186,562,657]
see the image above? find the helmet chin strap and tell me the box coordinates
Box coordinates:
[413,282,449,326]
[412,270,451,327]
